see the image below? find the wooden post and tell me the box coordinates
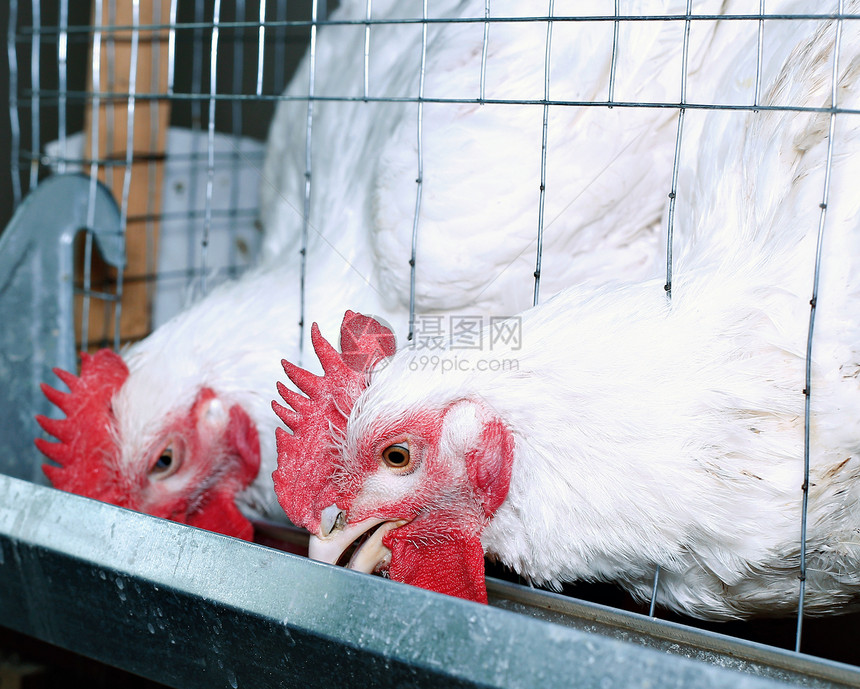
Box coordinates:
[79,0,172,350]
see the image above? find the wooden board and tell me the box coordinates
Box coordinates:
[79,0,172,350]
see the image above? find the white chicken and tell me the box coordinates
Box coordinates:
[272,6,860,619]
[38,0,739,538]
[260,0,769,326]
[36,267,300,540]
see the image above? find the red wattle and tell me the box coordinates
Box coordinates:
[385,530,488,604]
[186,491,253,541]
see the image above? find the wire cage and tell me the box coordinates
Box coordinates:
[2,1,860,688]
[6,0,321,351]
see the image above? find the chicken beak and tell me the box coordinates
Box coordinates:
[320,503,346,537]
[347,520,408,572]
[309,516,408,574]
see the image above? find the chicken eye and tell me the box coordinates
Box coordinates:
[381,443,410,469]
[150,446,178,478]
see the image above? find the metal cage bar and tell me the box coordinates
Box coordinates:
[797,0,846,652]
[407,0,427,342]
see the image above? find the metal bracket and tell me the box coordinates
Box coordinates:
[0,174,123,482]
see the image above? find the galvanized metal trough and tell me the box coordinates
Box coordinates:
[3,474,860,689]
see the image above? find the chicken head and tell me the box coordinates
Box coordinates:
[272,311,514,603]
[36,349,260,540]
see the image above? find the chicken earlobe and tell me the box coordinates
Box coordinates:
[462,414,516,519]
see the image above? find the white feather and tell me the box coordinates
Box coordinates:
[109,0,825,530]
[343,5,860,619]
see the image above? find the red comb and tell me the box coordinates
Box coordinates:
[36,349,129,495]
[272,311,396,530]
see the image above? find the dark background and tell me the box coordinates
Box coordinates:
[1,1,14,231]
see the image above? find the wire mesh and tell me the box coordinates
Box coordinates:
[5,0,860,674]
[407,0,426,341]
[797,0,845,652]
[298,0,317,364]
[7,0,315,350]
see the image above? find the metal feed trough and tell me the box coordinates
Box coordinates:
[3,2,860,687]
